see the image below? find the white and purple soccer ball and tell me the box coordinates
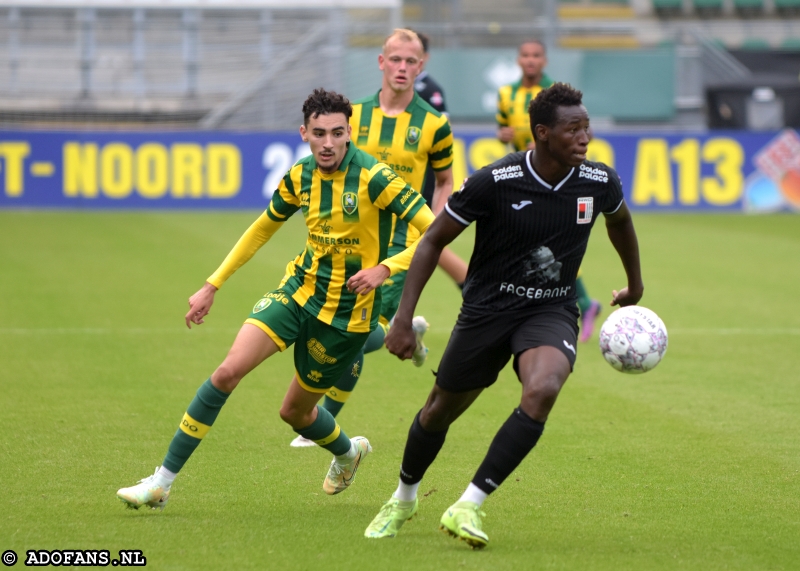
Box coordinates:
[599,306,668,374]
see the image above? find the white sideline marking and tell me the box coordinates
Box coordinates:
[0,327,799,335]
[668,328,800,335]
[0,327,241,335]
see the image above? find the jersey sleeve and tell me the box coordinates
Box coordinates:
[206,169,300,288]
[428,117,454,172]
[206,210,284,289]
[367,163,428,221]
[495,87,509,127]
[443,167,494,226]
[601,166,625,214]
[266,170,302,221]
[380,206,435,275]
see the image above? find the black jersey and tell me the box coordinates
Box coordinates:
[415,71,448,205]
[445,151,624,314]
[414,71,447,113]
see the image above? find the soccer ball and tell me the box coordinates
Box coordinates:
[599,306,668,374]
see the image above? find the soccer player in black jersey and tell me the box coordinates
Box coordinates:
[364,83,644,548]
[412,30,448,210]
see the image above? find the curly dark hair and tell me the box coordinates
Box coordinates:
[302,88,352,125]
[528,83,584,141]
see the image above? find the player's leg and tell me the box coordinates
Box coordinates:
[372,274,430,364]
[116,323,280,510]
[364,385,482,538]
[288,316,372,494]
[442,310,577,548]
[366,313,512,538]
[576,273,601,342]
[290,348,364,447]
[292,320,385,446]
[306,276,428,440]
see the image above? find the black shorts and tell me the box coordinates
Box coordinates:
[435,305,579,393]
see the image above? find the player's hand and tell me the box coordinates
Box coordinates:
[185,282,218,328]
[384,318,416,361]
[610,286,643,308]
[346,264,390,295]
[497,127,514,143]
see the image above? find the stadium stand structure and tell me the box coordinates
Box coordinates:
[0,0,797,129]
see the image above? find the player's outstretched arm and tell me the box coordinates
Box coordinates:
[385,213,466,360]
[604,200,644,308]
[431,167,453,215]
[185,282,218,329]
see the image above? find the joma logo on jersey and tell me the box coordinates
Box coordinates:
[307,339,338,364]
[577,197,593,224]
[342,192,359,215]
[406,126,421,145]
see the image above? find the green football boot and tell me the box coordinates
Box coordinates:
[439,501,489,549]
[364,497,419,538]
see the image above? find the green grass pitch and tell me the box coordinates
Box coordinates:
[1,211,798,570]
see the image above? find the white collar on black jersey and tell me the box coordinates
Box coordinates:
[525,151,574,192]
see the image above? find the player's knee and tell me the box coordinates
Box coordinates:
[278,400,311,428]
[278,403,297,425]
[419,400,458,432]
[522,373,564,409]
[211,363,242,393]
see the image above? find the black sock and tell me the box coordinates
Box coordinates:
[399,411,448,485]
[471,407,545,494]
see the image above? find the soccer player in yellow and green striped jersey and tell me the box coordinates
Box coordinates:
[116,89,434,509]
[281,30,468,446]
[496,40,554,152]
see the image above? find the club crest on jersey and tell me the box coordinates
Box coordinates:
[577,197,593,224]
[342,191,359,215]
[253,297,272,313]
[406,126,421,145]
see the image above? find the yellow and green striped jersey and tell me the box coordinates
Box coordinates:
[496,75,555,152]
[350,91,453,251]
[207,143,434,334]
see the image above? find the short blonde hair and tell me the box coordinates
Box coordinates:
[382,28,423,54]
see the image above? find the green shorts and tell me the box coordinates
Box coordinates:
[245,289,369,393]
[378,270,407,325]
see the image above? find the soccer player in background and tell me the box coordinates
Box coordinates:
[497,39,601,342]
[290,29,468,446]
[364,83,643,548]
[496,40,554,153]
[412,30,448,210]
[116,89,434,509]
